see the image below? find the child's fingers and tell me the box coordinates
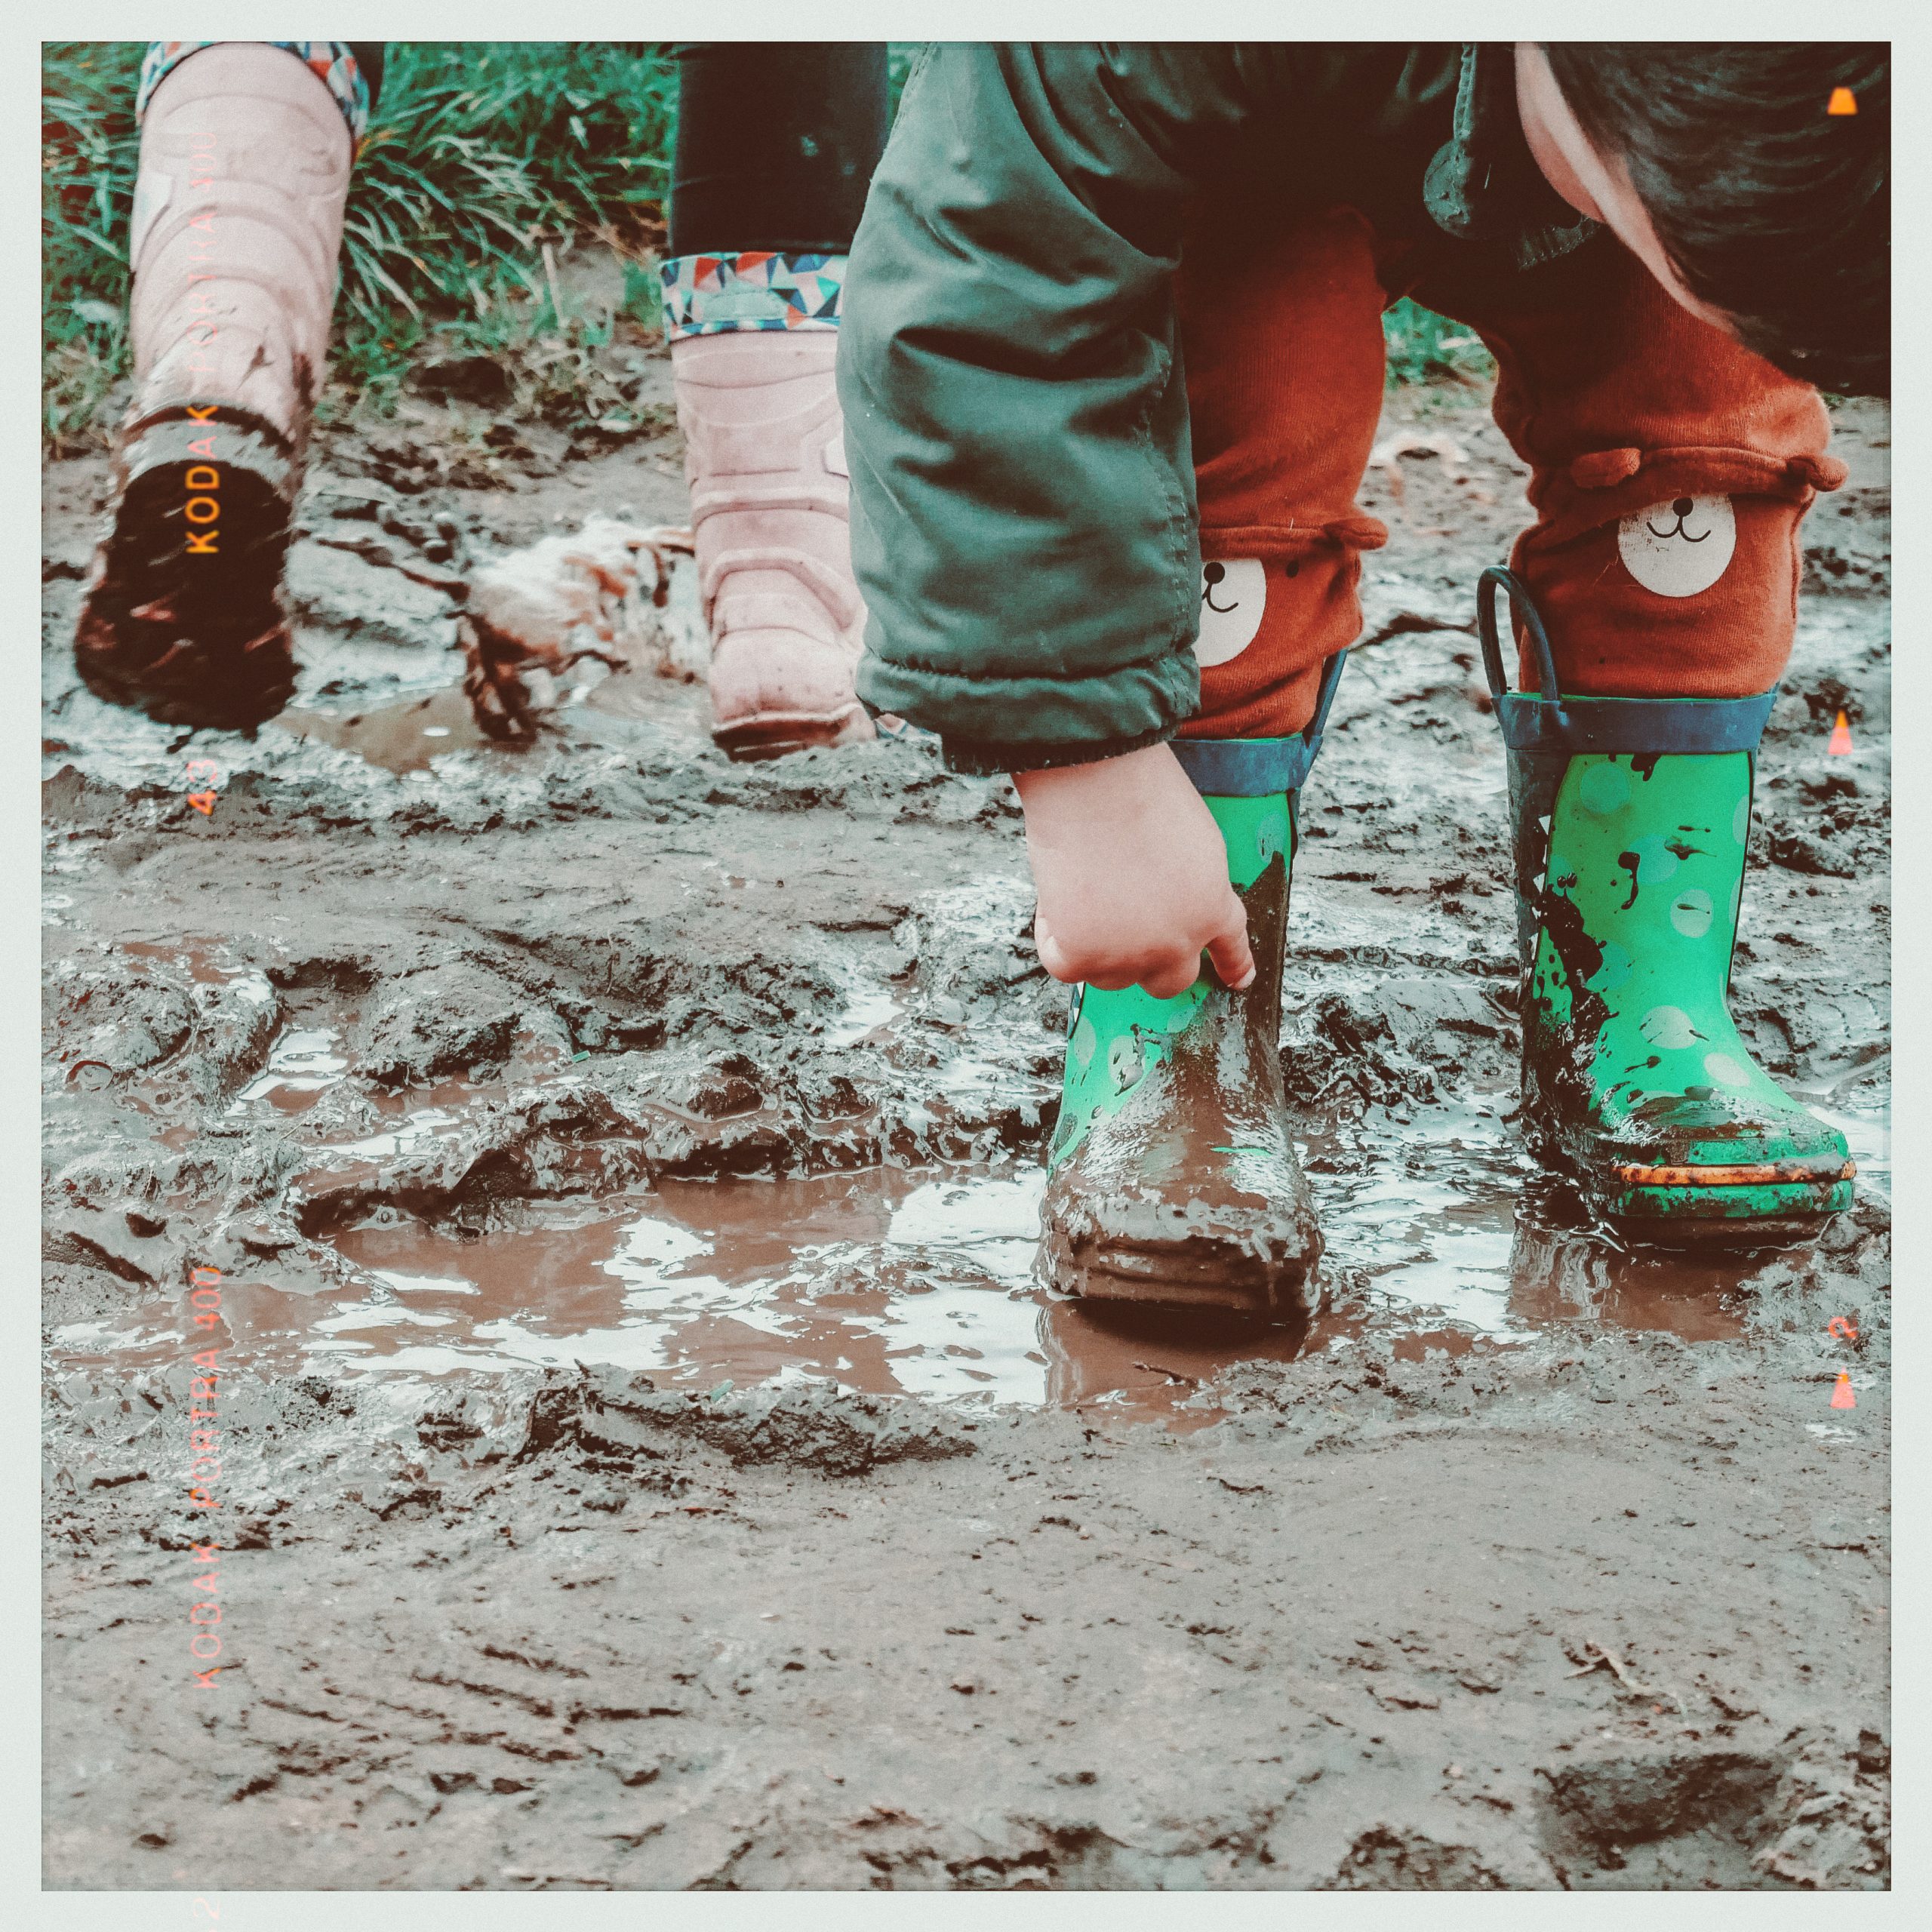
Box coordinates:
[1203,896,1257,992]
[1034,915,1078,985]
[1039,912,1194,996]
[1138,955,1206,1000]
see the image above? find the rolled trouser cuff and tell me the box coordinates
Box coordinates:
[661,251,847,342]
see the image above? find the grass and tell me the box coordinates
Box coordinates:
[43,42,1486,453]
[42,43,144,448]
[43,42,680,449]
[330,42,677,419]
[1381,298,1497,394]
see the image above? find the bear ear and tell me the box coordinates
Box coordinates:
[1786,454,1850,491]
[1570,448,1644,490]
[1320,514,1390,552]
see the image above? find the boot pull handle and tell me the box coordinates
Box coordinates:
[1478,566,1564,721]
[1306,648,1348,743]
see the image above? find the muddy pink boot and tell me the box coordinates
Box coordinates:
[666,254,871,758]
[74,42,358,729]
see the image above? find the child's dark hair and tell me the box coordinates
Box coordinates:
[1544,44,1888,396]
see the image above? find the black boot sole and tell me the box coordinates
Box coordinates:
[74,414,299,731]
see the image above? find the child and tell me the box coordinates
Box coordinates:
[837,42,1888,1312]
[72,40,887,757]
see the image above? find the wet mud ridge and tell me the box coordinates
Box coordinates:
[41,392,1890,1889]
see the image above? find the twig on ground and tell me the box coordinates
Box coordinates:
[1567,1637,1654,1696]
[1368,429,1469,515]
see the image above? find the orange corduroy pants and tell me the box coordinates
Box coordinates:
[1175,208,1847,739]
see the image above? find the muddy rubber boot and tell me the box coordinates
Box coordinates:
[73,44,353,730]
[1040,658,1346,1316]
[1481,568,1854,1243]
[665,252,870,758]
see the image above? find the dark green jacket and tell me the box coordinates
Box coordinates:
[838,42,1595,774]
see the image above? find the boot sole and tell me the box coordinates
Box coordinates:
[1524,1109,1856,1249]
[1607,1211,1843,1251]
[1607,1177,1857,1249]
[74,414,298,731]
[1049,1232,1321,1319]
[712,703,871,761]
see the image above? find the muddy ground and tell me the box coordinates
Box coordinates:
[41,362,1890,1890]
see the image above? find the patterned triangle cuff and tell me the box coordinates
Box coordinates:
[661,251,847,341]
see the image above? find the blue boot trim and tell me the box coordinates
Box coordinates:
[1171,651,1348,796]
[1479,566,1775,755]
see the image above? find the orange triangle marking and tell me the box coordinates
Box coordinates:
[1831,1371,1857,1410]
[187,791,217,816]
[1828,709,1854,755]
[1827,86,1858,115]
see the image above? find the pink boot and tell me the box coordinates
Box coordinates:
[666,255,871,758]
[75,42,358,728]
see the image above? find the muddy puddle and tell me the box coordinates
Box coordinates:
[277,684,497,774]
[45,532,710,798]
[49,1085,1889,1420]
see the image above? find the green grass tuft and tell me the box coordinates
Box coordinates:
[334,42,677,410]
[42,43,144,449]
[1381,298,1497,392]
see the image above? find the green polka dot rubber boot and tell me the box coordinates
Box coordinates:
[1040,657,1344,1315]
[1481,568,1854,1244]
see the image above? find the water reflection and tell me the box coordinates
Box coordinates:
[51,1097,1887,1423]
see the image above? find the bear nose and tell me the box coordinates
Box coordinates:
[1203,561,1225,585]
[1672,497,1694,517]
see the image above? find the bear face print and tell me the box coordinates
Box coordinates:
[1617,494,1737,598]
[1193,558,1267,665]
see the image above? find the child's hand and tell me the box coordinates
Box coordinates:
[1014,744,1255,1000]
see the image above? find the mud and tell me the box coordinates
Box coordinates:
[42,376,1890,1889]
